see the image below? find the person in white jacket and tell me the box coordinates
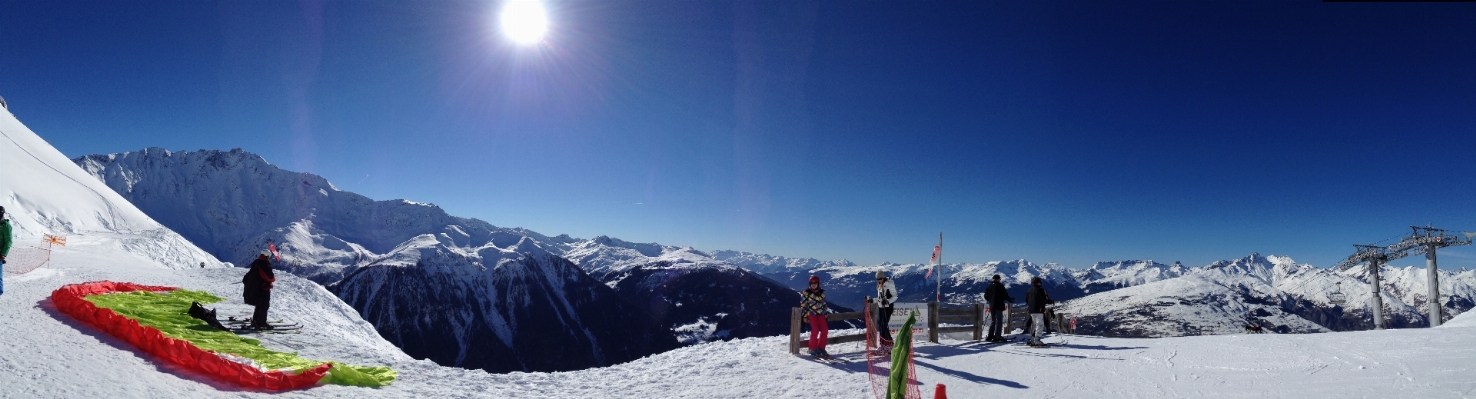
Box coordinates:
[873,270,898,346]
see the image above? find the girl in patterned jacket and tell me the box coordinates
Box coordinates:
[800,275,831,359]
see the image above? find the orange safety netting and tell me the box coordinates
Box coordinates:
[51,281,332,390]
[3,235,63,275]
[865,303,921,399]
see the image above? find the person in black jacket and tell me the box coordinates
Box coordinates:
[983,274,1013,342]
[242,249,277,329]
[1025,276,1054,347]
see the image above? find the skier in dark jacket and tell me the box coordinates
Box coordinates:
[242,249,277,329]
[0,206,11,297]
[983,274,1013,342]
[1025,277,1054,347]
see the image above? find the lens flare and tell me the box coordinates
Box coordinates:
[501,0,548,45]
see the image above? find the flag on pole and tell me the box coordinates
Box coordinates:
[925,245,941,279]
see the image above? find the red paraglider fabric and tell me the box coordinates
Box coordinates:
[51,281,332,391]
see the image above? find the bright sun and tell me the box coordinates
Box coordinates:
[500,0,548,45]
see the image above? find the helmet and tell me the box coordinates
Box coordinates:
[260,249,272,257]
[808,275,820,284]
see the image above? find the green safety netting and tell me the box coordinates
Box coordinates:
[83,289,396,387]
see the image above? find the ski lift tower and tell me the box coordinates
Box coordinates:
[1383,226,1473,327]
[1334,244,1412,330]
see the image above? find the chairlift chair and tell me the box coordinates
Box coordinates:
[1328,282,1347,305]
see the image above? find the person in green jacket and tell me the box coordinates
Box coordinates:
[1,206,12,296]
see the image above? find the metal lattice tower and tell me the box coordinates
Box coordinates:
[1334,245,1407,330]
[1384,226,1473,327]
[1335,226,1473,330]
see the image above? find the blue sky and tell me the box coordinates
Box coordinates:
[3,1,1475,269]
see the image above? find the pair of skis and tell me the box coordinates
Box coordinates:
[811,353,851,364]
[222,316,302,334]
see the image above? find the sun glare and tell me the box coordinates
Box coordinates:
[500,0,548,45]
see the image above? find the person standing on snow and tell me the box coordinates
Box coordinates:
[983,274,1013,342]
[0,206,11,297]
[800,275,831,359]
[242,249,277,329]
[1025,276,1054,347]
[872,270,898,347]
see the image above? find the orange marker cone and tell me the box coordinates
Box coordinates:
[935,383,947,399]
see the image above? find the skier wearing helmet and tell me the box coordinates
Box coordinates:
[242,248,278,329]
[800,275,831,359]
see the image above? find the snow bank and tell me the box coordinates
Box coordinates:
[0,107,217,270]
[1442,310,1476,328]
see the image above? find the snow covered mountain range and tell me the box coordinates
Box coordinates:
[74,148,676,373]
[74,148,1476,352]
[1065,253,1476,337]
[73,148,811,370]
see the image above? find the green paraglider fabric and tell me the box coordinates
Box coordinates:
[76,284,395,387]
[887,310,918,399]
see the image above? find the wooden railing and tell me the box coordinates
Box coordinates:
[926,302,985,343]
[1003,305,1077,335]
[789,302,1075,353]
[789,301,873,354]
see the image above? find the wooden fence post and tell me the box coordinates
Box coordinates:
[973,303,984,341]
[1004,305,1012,334]
[928,302,940,343]
[789,307,802,354]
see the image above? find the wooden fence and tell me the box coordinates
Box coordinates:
[1002,305,1076,336]
[789,301,873,354]
[789,302,1077,353]
[926,302,985,343]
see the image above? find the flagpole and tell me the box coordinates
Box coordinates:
[936,232,942,303]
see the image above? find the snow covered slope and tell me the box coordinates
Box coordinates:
[0,108,216,270]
